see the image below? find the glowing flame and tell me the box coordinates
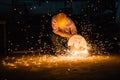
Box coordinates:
[68,35,89,56]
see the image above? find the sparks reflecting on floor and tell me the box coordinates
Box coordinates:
[2,54,110,71]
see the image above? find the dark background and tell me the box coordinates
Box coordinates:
[0,0,120,55]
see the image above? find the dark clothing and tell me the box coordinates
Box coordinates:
[51,34,68,54]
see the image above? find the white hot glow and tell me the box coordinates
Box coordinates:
[68,35,89,56]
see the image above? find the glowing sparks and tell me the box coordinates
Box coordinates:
[2,35,109,71]
[2,55,110,71]
[2,34,111,71]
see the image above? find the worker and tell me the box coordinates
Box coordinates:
[51,13,77,54]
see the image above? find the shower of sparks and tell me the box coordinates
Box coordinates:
[2,34,110,71]
[2,54,110,71]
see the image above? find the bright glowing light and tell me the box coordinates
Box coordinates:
[70,49,88,56]
[68,35,89,56]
